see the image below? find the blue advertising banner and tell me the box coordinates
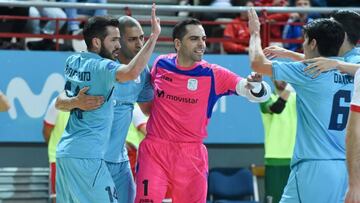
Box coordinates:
[0,51,267,143]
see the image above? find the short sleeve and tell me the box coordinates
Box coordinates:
[212,65,242,96]
[100,60,120,83]
[137,67,154,102]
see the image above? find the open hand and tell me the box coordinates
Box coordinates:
[151,3,161,38]
[303,57,338,78]
[264,45,289,59]
[75,87,104,111]
[248,8,260,34]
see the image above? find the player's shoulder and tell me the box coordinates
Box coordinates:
[66,53,81,63]
[202,61,229,73]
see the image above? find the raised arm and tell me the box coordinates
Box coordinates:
[248,8,273,76]
[55,87,104,112]
[0,91,10,112]
[303,57,360,77]
[116,3,161,82]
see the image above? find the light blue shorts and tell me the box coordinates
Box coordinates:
[280,160,348,203]
[56,157,118,203]
[106,161,135,203]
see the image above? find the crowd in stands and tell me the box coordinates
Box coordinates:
[187,0,359,54]
[0,0,107,50]
[0,0,359,52]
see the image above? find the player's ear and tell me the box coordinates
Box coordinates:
[174,38,181,52]
[310,38,317,51]
[92,38,102,50]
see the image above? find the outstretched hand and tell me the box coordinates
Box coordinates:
[263,46,289,59]
[303,57,338,78]
[248,8,260,34]
[151,3,161,38]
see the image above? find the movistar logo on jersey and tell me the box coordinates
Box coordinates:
[156,89,198,104]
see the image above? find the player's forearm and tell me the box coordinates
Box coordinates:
[42,126,53,144]
[0,92,10,112]
[138,102,152,116]
[249,32,263,66]
[285,49,304,61]
[337,61,360,76]
[138,124,147,136]
[249,32,272,76]
[269,97,286,114]
[55,91,77,112]
[347,112,360,189]
[116,35,158,82]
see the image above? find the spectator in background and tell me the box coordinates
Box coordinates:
[193,0,235,53]
[282,0,312,52]
[0,6,29,49]
[327,0,360,7]
[27,4,67,50]
[260,81,296,203]
[0,90,10,112]
[255,0,290,44]
[223,0,254,54]
[62,0,107,34]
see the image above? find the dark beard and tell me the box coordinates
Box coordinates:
[99,44,114,60]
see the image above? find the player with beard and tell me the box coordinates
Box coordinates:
[135,18,272,203]
[55,4,160,202]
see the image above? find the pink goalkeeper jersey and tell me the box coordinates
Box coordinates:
[147,54,242,142]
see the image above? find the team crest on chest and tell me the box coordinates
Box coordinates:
[187,78,198,91]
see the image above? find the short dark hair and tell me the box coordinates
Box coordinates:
[331,10,360,46]
[172,18,202,41]
[303,19,344,57]
[83,16,120,49]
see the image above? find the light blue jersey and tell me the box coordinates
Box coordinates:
[272,58,354,166]
[104,66,153,203]
[104,66,153,163]
[344,47,360,64]
[274,58,353,203]
[57,52,120,159]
